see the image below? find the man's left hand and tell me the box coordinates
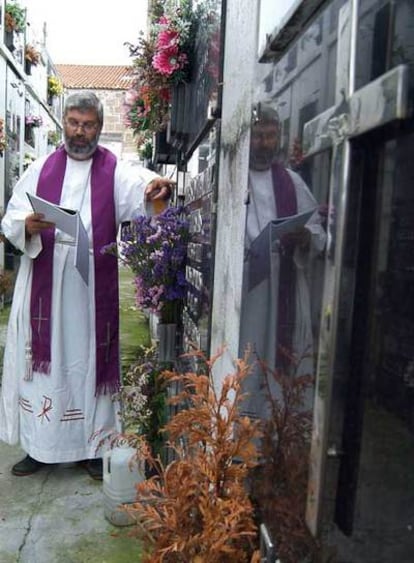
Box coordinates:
[145,178,175,202]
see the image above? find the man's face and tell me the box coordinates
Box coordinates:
[63,109,101,160]
[249,121,279,171]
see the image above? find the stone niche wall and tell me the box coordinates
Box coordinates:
[95,89,138,160]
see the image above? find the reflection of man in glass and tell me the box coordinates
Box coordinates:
[240,104,325,415]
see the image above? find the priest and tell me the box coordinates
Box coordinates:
[0,92,173,479]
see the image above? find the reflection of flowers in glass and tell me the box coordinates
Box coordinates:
[104,207,189,319]
[0,118,7,156]
[25,115,43,127]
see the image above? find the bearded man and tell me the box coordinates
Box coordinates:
[0,92,172,478]
[240,104,326,417]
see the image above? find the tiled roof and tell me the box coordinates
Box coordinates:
[55,64,135,90]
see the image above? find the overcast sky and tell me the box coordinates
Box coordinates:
[27,0,148,66]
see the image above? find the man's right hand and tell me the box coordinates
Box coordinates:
[25,213,55,236]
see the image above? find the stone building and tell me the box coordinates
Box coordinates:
[56,64,138,160]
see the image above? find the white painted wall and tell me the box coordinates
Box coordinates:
[210,0,260,386]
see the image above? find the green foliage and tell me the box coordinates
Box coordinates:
[5,1,25,32]
[138,139,153,161]
[47,130,61,147]
[121,345,167,459]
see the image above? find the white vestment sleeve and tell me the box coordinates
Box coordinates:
[287,169,327,265]
[114,160,159,223]
[1,157,48,258]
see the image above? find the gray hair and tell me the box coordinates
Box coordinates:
[63,92,104,127]
[253,102,280,127]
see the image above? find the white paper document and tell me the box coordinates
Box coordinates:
[247,206,317,290]
[269,207,317,239]
[27,193,89,285]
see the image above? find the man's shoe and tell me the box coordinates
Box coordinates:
[79,458,103,481]
[11,455,46,476]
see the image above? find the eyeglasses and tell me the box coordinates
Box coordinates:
[64,118,99,133]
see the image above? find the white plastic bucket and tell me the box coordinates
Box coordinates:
[103,442,145,527]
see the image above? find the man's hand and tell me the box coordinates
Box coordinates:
[25,213,55,236]
[144,177,175,202]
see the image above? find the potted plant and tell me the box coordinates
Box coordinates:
[123,84,171,136]
[24,44,41,74]
[25,114,42,146]
[47,130,61,148]
[126,349,262,562]
[138,138,153,163]
[4,1,25,51]
[23,152,36,171]
[5,1,25,32]
[123,0,196,140]
[47,75,63,104]
[25,114,43,128]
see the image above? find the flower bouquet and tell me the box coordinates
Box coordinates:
[5,1,25,33]
[25,44,41,65]
[47,75,63,97]
[151,13,191,82]
[123,85,170,134]
[123,0,196,137]
[104,207,189,324]
[25,114,43,127]
[118,207,189,324]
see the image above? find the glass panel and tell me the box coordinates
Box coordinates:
[356,0,414,91]
[239,1,349,557]
[325,131,414,562]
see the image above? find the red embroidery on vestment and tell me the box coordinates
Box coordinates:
[37,396,53,422]
[19,397,34,413]
[61,408,84,422]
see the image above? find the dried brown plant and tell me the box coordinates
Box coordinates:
[127,349,262,562]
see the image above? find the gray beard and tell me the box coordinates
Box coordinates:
[64,137,99,159]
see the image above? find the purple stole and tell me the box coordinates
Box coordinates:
[271,162,298,371]
[30,146,120,394]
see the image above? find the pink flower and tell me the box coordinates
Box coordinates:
[156,29,180,50]
[152,48,187,76]
[159,16,170,26]
[152,47,180,75]
[124,89,139,106]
